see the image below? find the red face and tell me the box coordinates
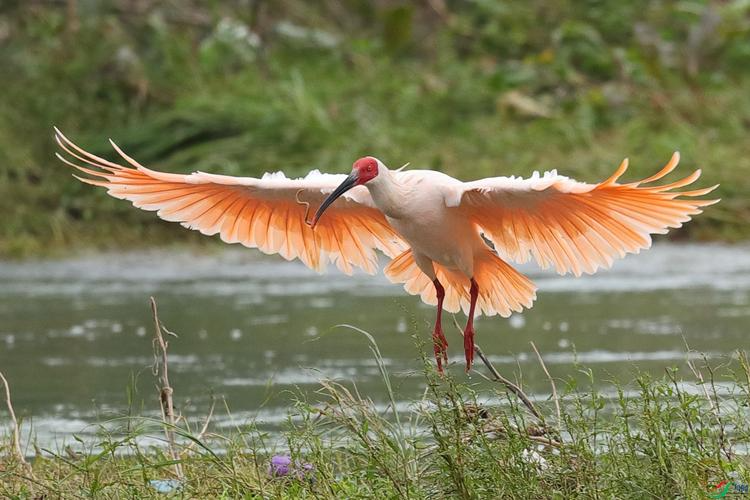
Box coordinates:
[353,156,379,184]
[311,156,380,227]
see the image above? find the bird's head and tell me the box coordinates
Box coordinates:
[351,156,380,184]
[311,156,382,227]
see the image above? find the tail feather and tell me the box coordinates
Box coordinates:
[384,249,537,317]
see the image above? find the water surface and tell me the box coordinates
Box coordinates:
[0,243,748,450]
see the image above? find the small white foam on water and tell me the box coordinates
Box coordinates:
[69,325,85,336]
[41,356,68,366]
[396,318,408,333]
[309,297,333,308]
[233,295,265,307]
[250,314,287,325]
[508,314,525,329]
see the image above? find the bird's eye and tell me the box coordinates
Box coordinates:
[366,166,372,172]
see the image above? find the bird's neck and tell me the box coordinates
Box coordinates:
[366,167,409,219]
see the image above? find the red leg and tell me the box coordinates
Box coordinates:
[432,278,449,373]
[463,278,479,372]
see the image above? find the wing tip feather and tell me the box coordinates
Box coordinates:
[601,158,629,186]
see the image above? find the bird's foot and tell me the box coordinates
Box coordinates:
[432,325,449,374]
[463,324,475,372]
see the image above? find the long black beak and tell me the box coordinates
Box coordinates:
[311,171,359,228]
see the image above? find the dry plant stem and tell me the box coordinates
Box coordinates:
[740,351,750,407]
[150,297,184,479]
[451,316,543,421]
[704,359,734,460]
[665,368,705,453]
[686,355,733,461]
[181,397,216,458]
[530,341,561,429]
[0,371,30,473]
[687,358,717,412]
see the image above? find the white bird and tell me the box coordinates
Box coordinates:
[54,128,718,372]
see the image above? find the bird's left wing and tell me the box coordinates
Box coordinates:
[55,129,406,274]
[452,153,718,276]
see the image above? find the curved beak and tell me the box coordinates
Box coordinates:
[311,170,359,228]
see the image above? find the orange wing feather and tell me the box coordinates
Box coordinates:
[459,153,719,276]
[55,129,406,274]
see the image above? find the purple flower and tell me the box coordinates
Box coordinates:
[269,455,292,477]
[268,454,314,481]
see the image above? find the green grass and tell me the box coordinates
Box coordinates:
[1,1,749,258]
[1,325,749,498]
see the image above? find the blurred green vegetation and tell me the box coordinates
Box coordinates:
[1,0,748,258]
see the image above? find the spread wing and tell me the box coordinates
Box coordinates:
[455,153,719,276]
[55,128,406,274]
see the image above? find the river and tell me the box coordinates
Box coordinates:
[0,243,748,451]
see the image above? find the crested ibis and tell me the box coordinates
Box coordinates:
[54,128,718,372]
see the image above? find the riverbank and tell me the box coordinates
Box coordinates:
[2,336,749,498]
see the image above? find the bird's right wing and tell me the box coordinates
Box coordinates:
[55,129,406,274]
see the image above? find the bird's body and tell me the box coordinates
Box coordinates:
[55,128,718,372]
[372,169,480,277]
